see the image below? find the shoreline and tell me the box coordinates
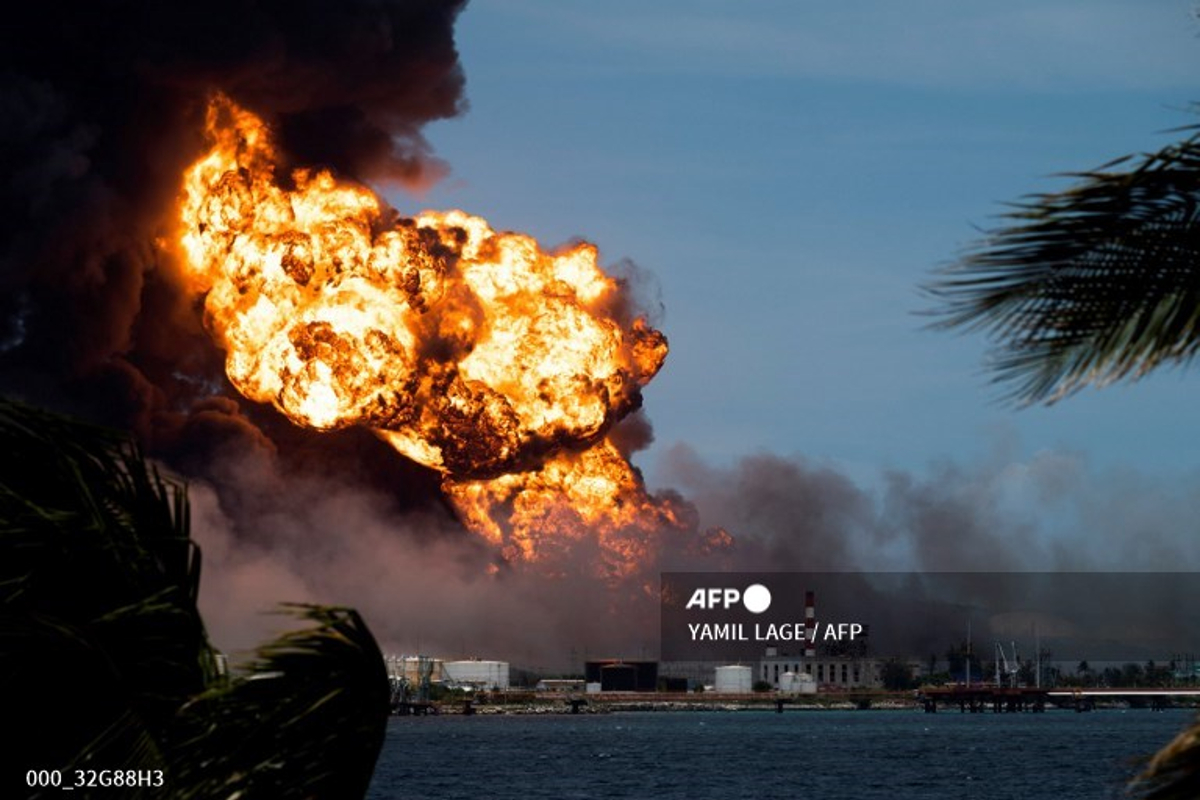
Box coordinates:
[394,691,1198,716]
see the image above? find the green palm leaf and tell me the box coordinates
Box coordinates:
[928,127,1200,404]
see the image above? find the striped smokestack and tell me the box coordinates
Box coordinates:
[804,590,816,658]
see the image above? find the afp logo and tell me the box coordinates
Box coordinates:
[685,583,771,614]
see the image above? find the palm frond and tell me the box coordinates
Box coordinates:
[2,398,390,798]
[927,127,1200,404]
[169,604,391,800]
[0,397,215,780]
[1131,718,1200,799]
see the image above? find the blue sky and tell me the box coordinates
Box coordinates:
[397,1,1200,496]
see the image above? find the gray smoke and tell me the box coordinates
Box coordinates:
[0,1,468,511]
[188,429,1200,671]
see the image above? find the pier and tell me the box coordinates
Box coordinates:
[918,686,1048,713]
[918,686,1200,713]
[392,701,438,716]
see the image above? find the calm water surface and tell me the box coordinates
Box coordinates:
[368,709,1192,800]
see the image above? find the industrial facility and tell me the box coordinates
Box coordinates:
[386,655,511,693]
[713,665,753,693]
[759,654,884,690]
[382,585,930,705]
[753,589,923,691]
[584,660,659,692]
[443,659,511,690]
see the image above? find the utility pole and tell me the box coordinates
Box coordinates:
[965,618,971,686]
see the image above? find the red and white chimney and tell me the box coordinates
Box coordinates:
[804,590,816,658]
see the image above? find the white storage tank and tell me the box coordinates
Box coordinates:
[779,671,817,694]
[713,665,753,693]
[442,659,510,689]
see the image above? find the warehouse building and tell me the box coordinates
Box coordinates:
[584,660,659,692]
[442,659,510,690]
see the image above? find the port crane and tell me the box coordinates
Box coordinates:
[994,642,1020,688]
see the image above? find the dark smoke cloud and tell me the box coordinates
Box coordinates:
[655,442,1121,574]
[185,435,1200,670]
[657,445,875,570]
[0,0,682,670]
[188,450,664,666]
[0,0,467,509]
[607,409,656,460]
[649,442,1200,668]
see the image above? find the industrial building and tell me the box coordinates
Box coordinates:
[535,678,589,693]
[658,660,715,691]
[753,589,922,691]
[585,660,659,692]
[779,670,817,694]
[759,655,883,689]
[713,665,753,693]
[385,655,511,690]
[442,659,510,689]
[758,655,924,691]
[386,655,445,684]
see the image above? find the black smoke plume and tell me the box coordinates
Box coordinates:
[0,0,467,511]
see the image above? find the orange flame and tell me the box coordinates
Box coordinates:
[447,439,685,576]
[177,94,678,573]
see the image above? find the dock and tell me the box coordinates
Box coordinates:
[918,686,1200,713]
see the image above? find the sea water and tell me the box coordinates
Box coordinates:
[367,708,1192,799]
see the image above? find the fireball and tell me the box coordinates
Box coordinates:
[177,94,678,573]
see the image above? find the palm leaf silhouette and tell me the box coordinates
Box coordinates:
[928,116,1200,797]
[0,397,388,799]
[928,128,1200,404]
[1134,722,1200,800]
[169,604,389,800]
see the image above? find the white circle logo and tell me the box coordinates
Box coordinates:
[743,583,771,614]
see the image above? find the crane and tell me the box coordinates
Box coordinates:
[994,642,1020,688]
